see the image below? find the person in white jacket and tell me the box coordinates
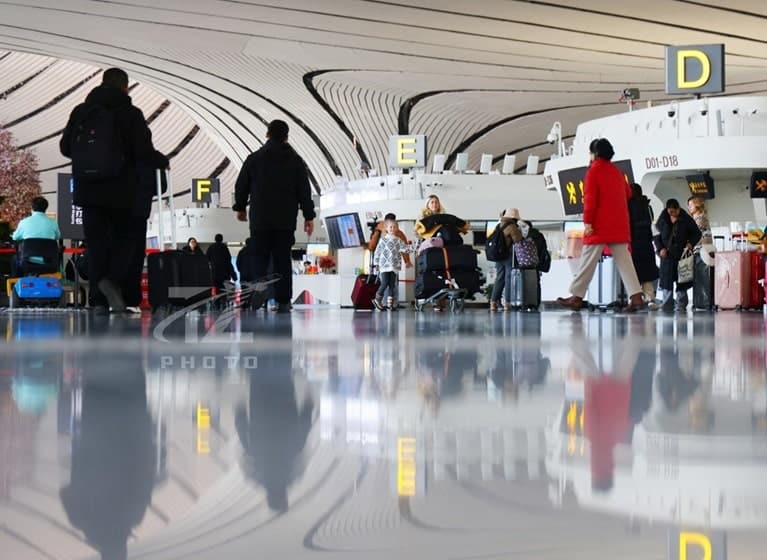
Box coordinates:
[372,217,412,310]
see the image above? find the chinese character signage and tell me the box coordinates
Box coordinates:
[686,173,715,199]
[57,173,85,239]
[557,160,635,216]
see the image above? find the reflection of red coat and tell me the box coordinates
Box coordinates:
[583,159,632,245]
[585,376,630,489]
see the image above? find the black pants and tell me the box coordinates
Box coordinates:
[250,230,294,305]
[82,206,134,306]
[121,216,148,307]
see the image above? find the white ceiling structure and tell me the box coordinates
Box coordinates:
[2,0,767,201]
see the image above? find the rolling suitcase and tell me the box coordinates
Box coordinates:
[351,273,379,309]
[692,252,715,310]
[509,268,540,310]
[148,251,212,310]
[714,251,750,310]
[147,169,213,311]
[748,252,765,309]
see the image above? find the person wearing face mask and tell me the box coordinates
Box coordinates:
[654,198,701,312]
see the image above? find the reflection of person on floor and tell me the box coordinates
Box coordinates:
[60,358,154,560]
[236,369,313,513]
[569,317,638,492]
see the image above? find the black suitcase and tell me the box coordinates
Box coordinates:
[416,269,482,299]
[509,268,540,309]
[417,245,477,272]
[147,251,212,310]
[692,252,715,310]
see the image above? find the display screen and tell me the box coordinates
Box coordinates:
[306,243,330,257]
[324,213,366,249]
[486,221,499,237]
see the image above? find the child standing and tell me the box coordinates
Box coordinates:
[373,218,412,310]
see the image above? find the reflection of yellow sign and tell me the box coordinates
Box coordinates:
[679,532,711,560]
[565,402,585,456]
[397,437,416,496]
[196,401,210,454]
[397,138,417,166]
[677,50,711,89]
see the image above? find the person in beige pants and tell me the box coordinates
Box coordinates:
[558,138,644,312]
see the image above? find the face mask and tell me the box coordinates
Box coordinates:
[519,224,530,238]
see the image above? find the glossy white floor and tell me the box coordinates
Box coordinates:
[1,307,766,560]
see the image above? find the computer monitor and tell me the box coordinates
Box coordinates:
[306,243,330,257]
[486,220,500,237]
[324,213,366,249]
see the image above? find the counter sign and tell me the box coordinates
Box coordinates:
[388,135,427,169]
[665,44,725,95]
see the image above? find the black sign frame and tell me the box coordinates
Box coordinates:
[750,171,767,199]
[56,173,85,240]
[557,160,635,216]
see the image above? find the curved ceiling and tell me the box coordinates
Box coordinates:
[2,0,767,196]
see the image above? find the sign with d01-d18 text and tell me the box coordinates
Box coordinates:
[557,160,635,216]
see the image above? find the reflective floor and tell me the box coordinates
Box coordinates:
[1,307,766,560]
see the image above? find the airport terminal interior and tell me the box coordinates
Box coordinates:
[2,2,767,559]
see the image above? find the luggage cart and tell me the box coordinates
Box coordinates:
[414,274,468,312]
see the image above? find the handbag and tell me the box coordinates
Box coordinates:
[417,236,444,255]
[677,248,694,284]
[513,239,539,269]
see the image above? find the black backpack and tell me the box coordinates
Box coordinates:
[485,224,509,262]
[69,105,125,182]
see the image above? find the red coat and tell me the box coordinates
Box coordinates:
[583,159,632,245]
[585,376,630,490]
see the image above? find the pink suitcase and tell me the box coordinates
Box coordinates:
[715,251,750,310]
[749,252,765,309]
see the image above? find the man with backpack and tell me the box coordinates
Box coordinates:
[60,68,168,314]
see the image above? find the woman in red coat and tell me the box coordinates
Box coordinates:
[558,138,644,312]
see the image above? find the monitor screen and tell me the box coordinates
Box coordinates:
[307,243,330,257]
[486,221,500,237]
[147,236,160,249]
[324,213,366,249]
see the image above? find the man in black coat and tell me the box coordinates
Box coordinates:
[654,198,701,312]
[233,120,316,313]
[206,233,236,298]
[60,68,168,314]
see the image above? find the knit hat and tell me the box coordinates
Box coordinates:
[502,208,520,220]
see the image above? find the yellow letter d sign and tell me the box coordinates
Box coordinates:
[665,44,724,95]
[668,530,726,560]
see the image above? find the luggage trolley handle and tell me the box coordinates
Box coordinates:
[155,168,177,251]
